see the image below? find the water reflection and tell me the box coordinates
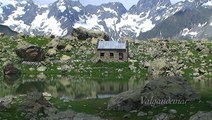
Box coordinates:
[3,74,20,85]
[190,78,212,94]
[0,74,211,99]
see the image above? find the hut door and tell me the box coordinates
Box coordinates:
[119,53,124,60]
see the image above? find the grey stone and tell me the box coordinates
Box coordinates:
[137,111,147,117]
[189,111,212,120]
[169,109,177,114]
[107,88,141,111]
[152,113,169,120]
[47,48,57,57]
[123,114,131,119]
[37,66,47,72]
[108,76,200,111]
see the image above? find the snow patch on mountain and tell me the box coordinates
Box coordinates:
[116,10,155,37]
[104,18,118,30]
[59,6,66,12]
[203,1,212,7]
[73,6,81,12]
[3,2,29,33]
[103,7,118,16]
[31,10,67,36]
[74,15,104,31]
[57,0,66,12]
[182,28,197,37]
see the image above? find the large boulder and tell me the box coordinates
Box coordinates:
[71,27,109,41]
[108,76,200,111]
[107,89,141,111]
[18,92,103,120]
[189,111,212,120]
[15,46,45,62]
[140,76,200,102]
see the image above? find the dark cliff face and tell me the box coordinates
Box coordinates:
[0,25,18,36]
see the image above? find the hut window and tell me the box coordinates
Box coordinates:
[110,53,114,58]
[100,53,104,57]
[119,53,124,60]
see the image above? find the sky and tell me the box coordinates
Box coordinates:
[33,0,182,9]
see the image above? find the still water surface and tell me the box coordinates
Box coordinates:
[0,74,211,99]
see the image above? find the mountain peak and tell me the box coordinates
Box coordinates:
[129,0,171,14]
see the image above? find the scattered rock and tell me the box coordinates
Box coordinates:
[137,111,147,117]
[152,113,169,120]
[47,39,59,48]
[64,44,73,52]
[123,113,131,119]
[37,66,47,72]
[143,61,150,68]
[169,109,177,114]
[0,32,5,37]
[15,46,45,62]
[47,48,57,57]
[0,96,17,111]
[37,73,47,79]
[42,92,52,101]
[60,55,71,62]
[189,111,212,120]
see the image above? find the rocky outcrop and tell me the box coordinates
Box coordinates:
[17,92,102,120]
[140,76,200,102]
[107,89,141,111]
[71,27,109,41]
[108,76,200,111]
[189,111,212,120]
[15,46,45,62]
[0,96,17,112]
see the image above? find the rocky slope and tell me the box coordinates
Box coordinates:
[0,0,212,39]
[139,1,212,39]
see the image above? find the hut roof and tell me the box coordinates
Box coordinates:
[97,41,127,50]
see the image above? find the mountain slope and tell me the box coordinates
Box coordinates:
[138,5,212,39]
[0,24,18,36]
[0,0,212,39]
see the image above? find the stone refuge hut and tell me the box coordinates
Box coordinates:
[96,40,128,62]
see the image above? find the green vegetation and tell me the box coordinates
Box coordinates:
[0,35,211,119]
